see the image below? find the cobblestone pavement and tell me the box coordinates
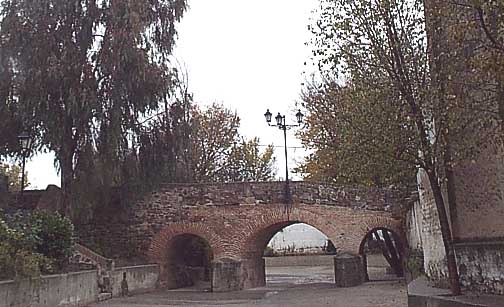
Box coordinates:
[89,266,407,307]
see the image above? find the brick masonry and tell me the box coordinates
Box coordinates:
[81,181,406,289]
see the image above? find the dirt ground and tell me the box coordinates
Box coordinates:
[89,263,407,307]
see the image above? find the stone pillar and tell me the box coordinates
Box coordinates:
[334,253,365,287]
[241,257,265,289]
[211,258,243,292]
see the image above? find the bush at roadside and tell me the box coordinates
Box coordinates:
[0,210,74,280]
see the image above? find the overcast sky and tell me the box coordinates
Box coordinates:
[25,0,319,189]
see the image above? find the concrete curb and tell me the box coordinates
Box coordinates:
[408,277,504,307]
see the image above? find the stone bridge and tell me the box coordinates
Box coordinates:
[109,181,408,291]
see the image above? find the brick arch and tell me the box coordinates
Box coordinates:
[354,216,404,255]
[237,206,336,259]
[147,222,225,263]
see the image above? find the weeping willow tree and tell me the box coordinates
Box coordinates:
[0,0,187,214]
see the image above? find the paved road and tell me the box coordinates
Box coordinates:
[89,266,407,307]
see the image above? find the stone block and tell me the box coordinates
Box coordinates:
[211,258,243,292]
[242,258,265,289]
[334,254,365,287]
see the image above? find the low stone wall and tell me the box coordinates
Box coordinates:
[455,241,504,295]
[110,264,159,297]
[0,270,98,307]
[265,255,334,267]
[265,253,388,268]
[0,265,160,307]
[408,277,504,307]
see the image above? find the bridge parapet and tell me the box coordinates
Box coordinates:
[146,181,406,214]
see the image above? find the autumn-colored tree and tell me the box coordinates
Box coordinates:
[134,102,275,184]
[297,80,416,188]
[223,138,276,182]
[439,1,504,124]
[0,0,187,214]
[189,103,240,182]
[308,0,501,294]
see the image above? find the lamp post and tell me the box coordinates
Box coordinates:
[17,131,32,193]
[264,109,304,209]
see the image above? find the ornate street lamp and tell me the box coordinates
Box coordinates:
[17,131,32,193]
[264,109,304,210]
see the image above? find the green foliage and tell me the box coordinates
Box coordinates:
[0,0,188,213]
[190,103,241,182]
[0,162,28,191]
[189,104,276,182]
[441,1,504,128]
[297,80,417,188]
[300,0,429,188]
[135,100,276,185]
[29,211,74,268]
[223,137,276,182]
[305,0,501,184]
[0,213,53,280]
[307,0,503,294]
[0,210,74,280]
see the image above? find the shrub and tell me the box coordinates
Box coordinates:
[29,211,74,269]
[0,210,75,280]
[0,215,52,280]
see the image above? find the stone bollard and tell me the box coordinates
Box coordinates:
[121,272,129,296]
[211,258,243,292]
[334,253,366,287]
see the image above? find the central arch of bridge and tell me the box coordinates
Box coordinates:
[240,219,333,288]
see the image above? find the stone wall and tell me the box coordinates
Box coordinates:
[405,199,423,252]
[75,181,406,261]
[135,182,405,213]
[110,265,160,297]
[414,170,449,285]
[455,241,504,295]
[412,168,504,294]
[0,270,98,307]
[265,255,334,267]
[0,265,160,307]
[452,146,504,241]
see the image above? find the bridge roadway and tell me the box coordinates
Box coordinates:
[88,265,407,307]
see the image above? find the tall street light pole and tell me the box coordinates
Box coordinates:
[17,131,32,196]
[264,109,304,212]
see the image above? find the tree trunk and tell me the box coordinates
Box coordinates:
[59,123,76,217]
[382,230,403,277]
[374,230,403,277]
[427,171,461,295]
[60,148,73,217]
[444,142,459,240]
